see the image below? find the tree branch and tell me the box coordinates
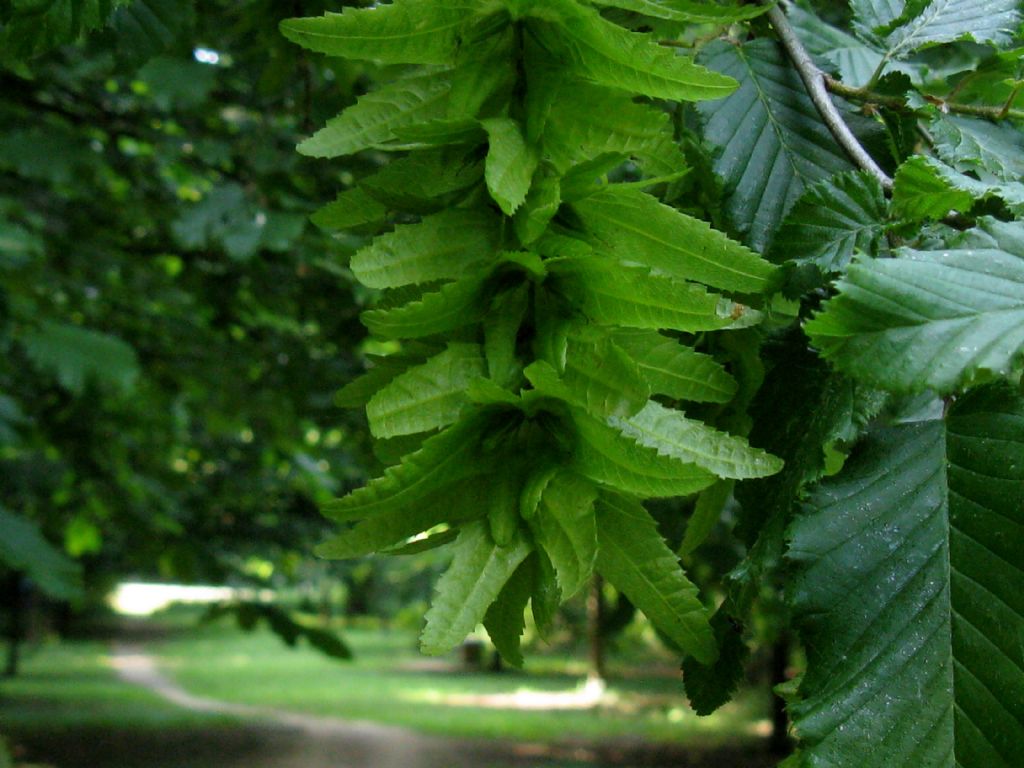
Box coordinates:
[764,4,894,190]
[824,75,1024,122]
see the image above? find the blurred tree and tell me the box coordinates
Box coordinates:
[0,1,385,640]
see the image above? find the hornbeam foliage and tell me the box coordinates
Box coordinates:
[284,0,779,666]
[286,0,1024,763]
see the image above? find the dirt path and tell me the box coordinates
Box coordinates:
[108,643,569,768]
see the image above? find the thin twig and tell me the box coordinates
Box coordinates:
[765,4,893,190]
[825,75,1024,122]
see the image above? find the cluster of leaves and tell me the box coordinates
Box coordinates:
[289,0,1024,764]
[282,0,785,668]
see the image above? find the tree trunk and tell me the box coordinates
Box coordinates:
[4,573,25,679]
[769,634,792,755]
[586,574,606,683]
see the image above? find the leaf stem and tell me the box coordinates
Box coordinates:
[764,4,893,190]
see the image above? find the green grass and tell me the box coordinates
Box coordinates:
[152,619,772,747]
[0,639,233,732]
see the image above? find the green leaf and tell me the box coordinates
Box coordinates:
[318,477,487,559]
[788,384,1024,768]
[482,118,540,216]
[106,0,195,68]
[786,4,884,86]
[572,186,777,294]
[336,355,420,409]
[528,1,737,101]
[19,321,139,394]
[587,0,770,23]
[893,155,975,220]
[0,0,126,62]
[366,344,487,439]
[311,187,389,232]
[0,506,81,600]
[483,557,534,667]
[611,330,738,404]
[421,520,532,655]
[551,257,760,333]
[484,284,530,387]
[595,492,716,663]
[805,217,1024,393]
[360,150,484,213]
[514,170,561,245]
[610,401,784,480]
[525,335,649,420]
[875,0,1020,61]
[280,1,482,65]
[530,471,599,599]
[351,208,501,289]
[571,409,717,498]
[682,604,750,715]
[298,73,451,158]
[679,479,734,557]
[698,39,853,252]
[529,71,683,175]
[770,171,889,275]
[321,413,492,522]
[929,113,1024,182]
[893,155,1024,221]
[362,270,491,339]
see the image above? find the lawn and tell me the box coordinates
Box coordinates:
[151,616,772,748]
[0,615,776,768]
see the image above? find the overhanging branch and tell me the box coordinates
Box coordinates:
[765,4,894,191]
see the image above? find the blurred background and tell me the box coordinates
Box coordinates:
[0,2,788,766]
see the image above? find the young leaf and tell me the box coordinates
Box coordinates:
[351,208,501,289]
[421,520,532,655]
[529,1,737,102]
[525,341,648,420]
[362,269,491,339]
[595,492,716,664]
[805,217,1024,394]
[484,284,529,388]
[311,187,389,232]
[698,39,853,252]
[482,118,540,216]
[280,1,482,65]
[770,171,889,275]
[534,74,683,175]
[610,401,784,480]
[366,344,487,439]
[874,0,1020,62]
[571,409,717,498]
[588,0,770,23]
[788,384,1024,767]
[551,258,758,333]
[679,479,734,557]
[318,477,487,559]
[321,413,492,522]
[681,604,750,716]
[529,471,599,599]
[359,150,484,213]
[514,170,561,246]
[483,557,534,667]
[611,330,738,404]
[893,155,1024,221]
[299,73,451,158]
[572,186,777,293]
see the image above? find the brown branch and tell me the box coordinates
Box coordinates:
[765,4,893,190]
